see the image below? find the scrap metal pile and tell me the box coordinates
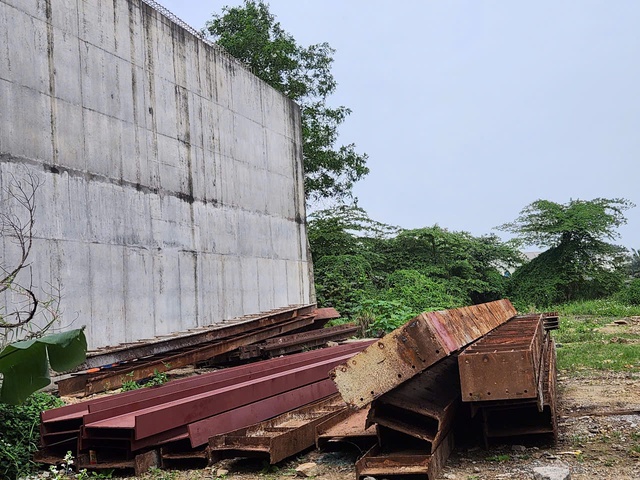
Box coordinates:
[337,300,559,480]
[38,300,559,479]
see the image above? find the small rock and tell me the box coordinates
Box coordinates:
[362,477,377,480]
[215,468,229,477]
[443,474,457,479]
[326,341,339,347]
[296,462,320,477]
[533,465,571,480]
[473,466,481,473]
[511,444,527,452]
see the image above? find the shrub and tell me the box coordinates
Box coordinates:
[618,278,640,306]
[0,392,64,479]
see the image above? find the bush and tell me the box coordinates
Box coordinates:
[0,392,64,479]
[618,278,640,306]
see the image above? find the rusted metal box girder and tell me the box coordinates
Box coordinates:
[458,314,544,402]
[331,300,517,408]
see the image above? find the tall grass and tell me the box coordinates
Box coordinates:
[555,299,640,317]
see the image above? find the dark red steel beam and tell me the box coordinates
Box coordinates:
[191,379,337,448]
[79,314,317,395]
[131,353,356,440]
[69,304,317,372]
[82,342,372,425]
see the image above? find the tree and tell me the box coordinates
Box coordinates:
[498,198,635,306]
[628,248,640,279]
[206,1,369,202]
[0,170,86,404]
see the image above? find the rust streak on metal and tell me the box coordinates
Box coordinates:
[331,300,516,409]
[458,314,544,402]
[208,394,344,464]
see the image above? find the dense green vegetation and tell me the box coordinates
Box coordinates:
[0,392,63,479]
[309,201,637,334]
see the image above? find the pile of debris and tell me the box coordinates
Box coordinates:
[38,300,559,479]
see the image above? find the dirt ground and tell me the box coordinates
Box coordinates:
[125,371,640,480]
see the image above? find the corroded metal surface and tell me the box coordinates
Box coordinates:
[208,394,344,463]
[331,300,517,408]
[355,430,454,480]
[368,356,460,451]
[458,314,544,402]
[472,335,558,446]
[315,406,376,449]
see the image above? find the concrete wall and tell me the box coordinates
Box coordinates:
[0,0,313,349]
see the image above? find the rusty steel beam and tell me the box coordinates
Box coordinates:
[237,323,359,360]
[70,305,317,372]
[81,353,356,443]
[331,300,517,409]
[133,354,355,440]
[473,336,558,447]
[65,314,317,396]
[355,430,454,480]
[368,356,460,451]
[40,342,372,462]
[315,406,375,449]
[82,342,371,426]
[458,314,544,402]
[208,394,344,463]
[189,379,338,448]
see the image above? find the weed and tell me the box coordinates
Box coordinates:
[144,466,178,480]
[0,392,64,479]
[121,372,141,391]
[570,434,586,446]
[630,444,640,458]
[485,454,510,462]
[145,369,169,387]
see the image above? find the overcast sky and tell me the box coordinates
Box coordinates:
[156,0,639,250]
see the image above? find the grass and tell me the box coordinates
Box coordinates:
[552,300,640,375]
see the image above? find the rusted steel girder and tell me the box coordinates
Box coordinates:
[331,300,517,409]
[72,305,319,371]
[471,336,558,447]
[368,356,461,451]
[315,406,375,449]
[237,323,359,360]
[355,430,454,480]
[208,394,344,463]
[61,313,317,396]
[82,353,357,441]
[458,314,544,402]
[41,342,372,460]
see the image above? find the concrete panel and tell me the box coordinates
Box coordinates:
[240,257,260,314]
[50,0,80,37]
[0,0,312,349]
[123,247,155,342]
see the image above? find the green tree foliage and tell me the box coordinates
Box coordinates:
[628,248,640,279]
[206,1,369,201]
[379,227,522,304]
[308,208,523,329]
[498,198,634,307]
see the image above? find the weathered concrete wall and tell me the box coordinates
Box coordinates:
[0,0,312,349]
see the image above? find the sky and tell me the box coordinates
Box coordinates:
[156,0,639,250]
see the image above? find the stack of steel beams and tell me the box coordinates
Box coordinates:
[57,306,341,396]
[39,342,372,473]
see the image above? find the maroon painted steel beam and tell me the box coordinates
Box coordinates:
[130,353,356,440]
[79,314,317,395]
[191,379,337,448]
[82,342,372,425]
